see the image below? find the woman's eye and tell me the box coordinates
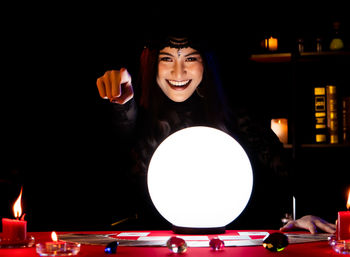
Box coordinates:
[186,57,199,62]
[159,56,172,62]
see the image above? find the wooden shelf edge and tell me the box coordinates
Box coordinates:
[299,51,350,57]
[250,51,350,63]
[250,53,291,63]
[284,143,350,148]
[300,143,350,148]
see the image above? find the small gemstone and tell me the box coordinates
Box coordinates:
[105,241,119,254]
[263,232,289,252]
[328,235,336,246]
[166,237,188,253]
[209,238,225,250]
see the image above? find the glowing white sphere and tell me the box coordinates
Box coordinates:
[147,126,253,229]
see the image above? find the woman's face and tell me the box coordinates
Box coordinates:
[156,46,204,102]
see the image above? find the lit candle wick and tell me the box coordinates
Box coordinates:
[13,187,23,219]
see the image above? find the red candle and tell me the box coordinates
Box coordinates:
[337,190,350,240]
[1,188,27,241]
[1,218,27,241]
[43,231,67,253]
[35,231,80,256]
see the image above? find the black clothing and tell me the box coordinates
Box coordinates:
[108,92,293,231]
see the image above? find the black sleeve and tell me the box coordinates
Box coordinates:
[110,98,138,143]
[227,109,294,230]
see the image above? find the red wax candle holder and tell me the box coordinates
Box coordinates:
[337,211,350,240]
[332,190,350,254]
[337,191,350,241]
[2,218,27,241]
[0,187,35,248]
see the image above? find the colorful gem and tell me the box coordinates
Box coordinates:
[209,238,225,250]
[177,48,182,57]
[263,232,289,252]
[166,237,188,253]
[105,241,119,254]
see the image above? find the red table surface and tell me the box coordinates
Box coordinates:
[0,230,338,257]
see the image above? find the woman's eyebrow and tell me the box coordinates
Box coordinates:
[159,51,201,57]
[159,52,174,56]
[184,51,200,56]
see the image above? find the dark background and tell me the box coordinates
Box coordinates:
[1,3,349,231]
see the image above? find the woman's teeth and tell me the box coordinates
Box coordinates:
[168,80,190,87]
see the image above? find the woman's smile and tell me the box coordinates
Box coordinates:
[166,79,192,90]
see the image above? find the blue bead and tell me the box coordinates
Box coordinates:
[105,241,119,254]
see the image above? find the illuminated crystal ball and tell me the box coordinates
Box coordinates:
[147,126,253,229]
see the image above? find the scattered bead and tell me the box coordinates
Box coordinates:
[328,235,336,246]
[209,238,225,251]
[263,232,289,252]
[105,241,119,254]
[166,237,188,253]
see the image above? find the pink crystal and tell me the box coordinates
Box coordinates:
[209,238,225,251]
[166,237,187,253]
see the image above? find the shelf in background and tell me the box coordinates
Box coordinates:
[300,143,350,148]
[297,51,350,62]
[250,51,350,63]
[283,143,350,149]
[250,53,291,62]
[299,51,350,57]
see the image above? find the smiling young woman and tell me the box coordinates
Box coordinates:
[95,33,336,234]
[156,46,203,103]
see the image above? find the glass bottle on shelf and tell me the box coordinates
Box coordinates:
[316,37,322,53]
[297,38,304,53]
[329,21,344,51]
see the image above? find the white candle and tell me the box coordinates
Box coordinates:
[271,118,288,144]
[265,37,278,51]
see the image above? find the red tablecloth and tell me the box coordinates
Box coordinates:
[0,230,338,257]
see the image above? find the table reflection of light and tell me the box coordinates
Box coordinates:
[147,126,253,233]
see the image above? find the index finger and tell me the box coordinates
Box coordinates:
[96,77,108,99]
[111,68,132,98]
[120,68,132,87]
[111,70,122,98]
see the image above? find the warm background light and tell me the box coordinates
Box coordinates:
[271,118,288,144]
[265,36,278,51]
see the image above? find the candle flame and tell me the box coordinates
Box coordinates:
[347,190,350,210]
[13,187,23,219]
[51,231,58,242]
